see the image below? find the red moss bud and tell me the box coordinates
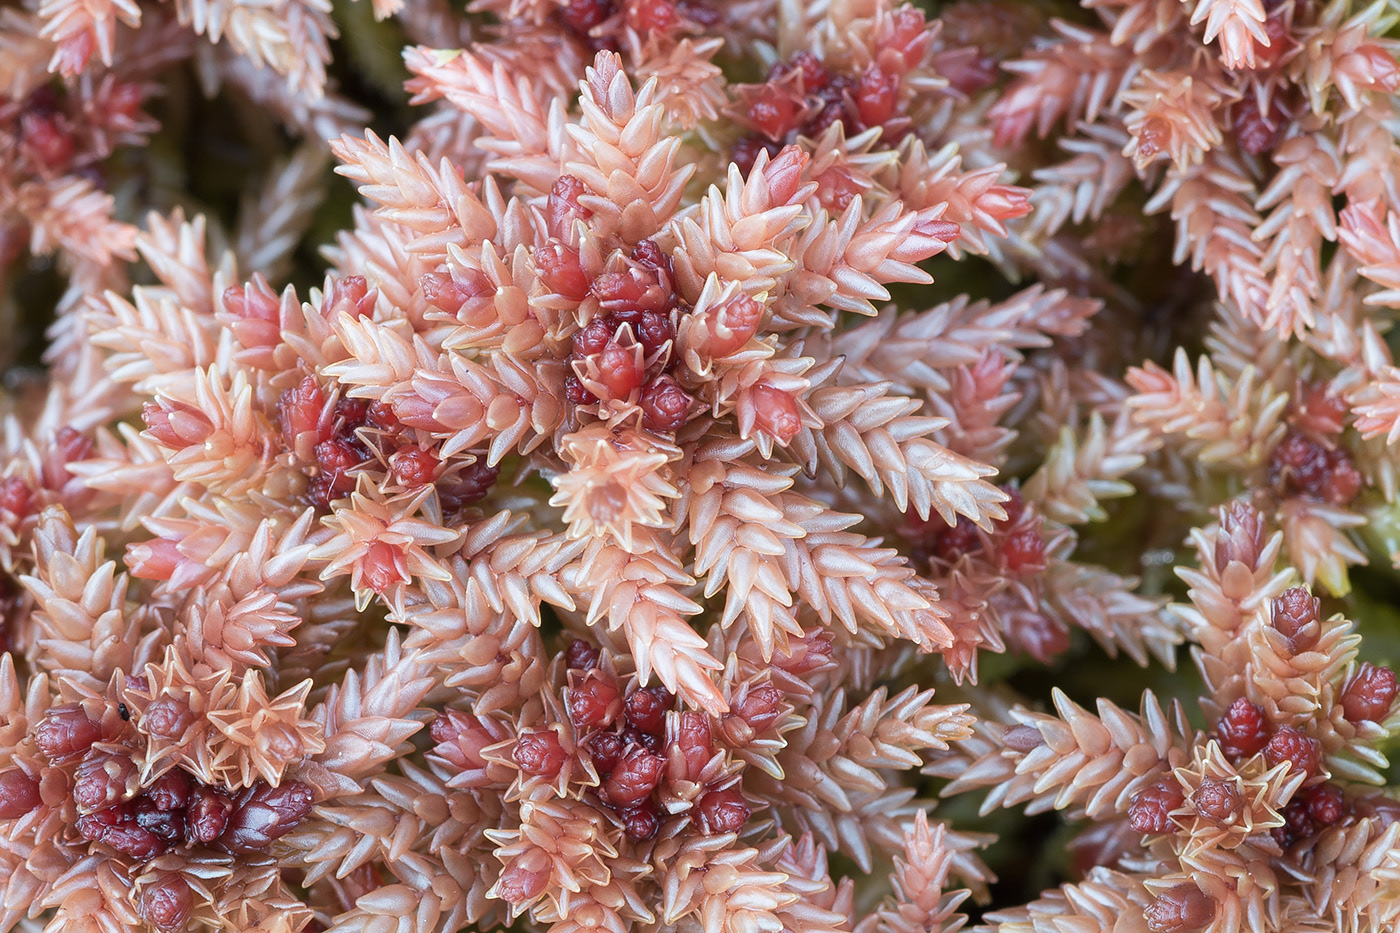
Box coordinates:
[219,781,314,853]
[185,785,232,844]
[513,731,567,779]
[673,711,713,778]
[749,382,802,445]
[594,338,646,399]
[74,753,136,812]
[1271,587,1320,652]
[1264,726,1322,779]
[1144,885,1215,933]
[1304,783,1346,826]
[586,732,626,777]
[1341,663,1398,723]
[1128,780,1184,834]
[139,874,194,932]
[566,639,600,671]
[390,446,438,487]
[1214,698,1271,759]
[603,747,664,806]
[547,175,593,239]
[746,83,802,140]
[622,801,660,840]
[326,275,376,319]
[0,768,41,819]
[1214,501,1266,573]
[534,242,591,300]
[99,821,167,859]
[698,789,750,834]
[731,684,783,734]
[854,64,899,129]
[143,698,196,740]
[567,674,622,730]
[640,376,693,433]
[147,770,192,812]
[625,686,673,735]
[0,477,33,526]
[1190,778,1242,824]
[34,705,102,762]
[277,375,330,455]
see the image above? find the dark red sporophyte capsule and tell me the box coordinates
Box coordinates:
[143,697,196,739]
[1128,780,1184,834]
[622,801,660,841]
[390,446,438,488]
[586,732,626,777]
[749,382,802,445]
[624,687,672,735]
[34,705,103,762]
[1190,778,1242,824]
[854,64,899,129]
[568,674,622,731]
[146,770,192,812]
[1264,726,1322,779]
[185,785,233,844]
[1144,885,1216,933]
[548,175,593,239]
[1341,663,1398,723]
[533,242,592,300]
[698,789,751,834]
[603,747,665,806]
[1304,783,1346,826]
[566,639,600,671]
[219,781,315,853]
[640,377,693,433]
[1213,697,1270,759]
[1270,587,1320,652]
[74,754,136,812]
[513,731,567,779]
[139,874,195,932]
[0,768,41,819]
